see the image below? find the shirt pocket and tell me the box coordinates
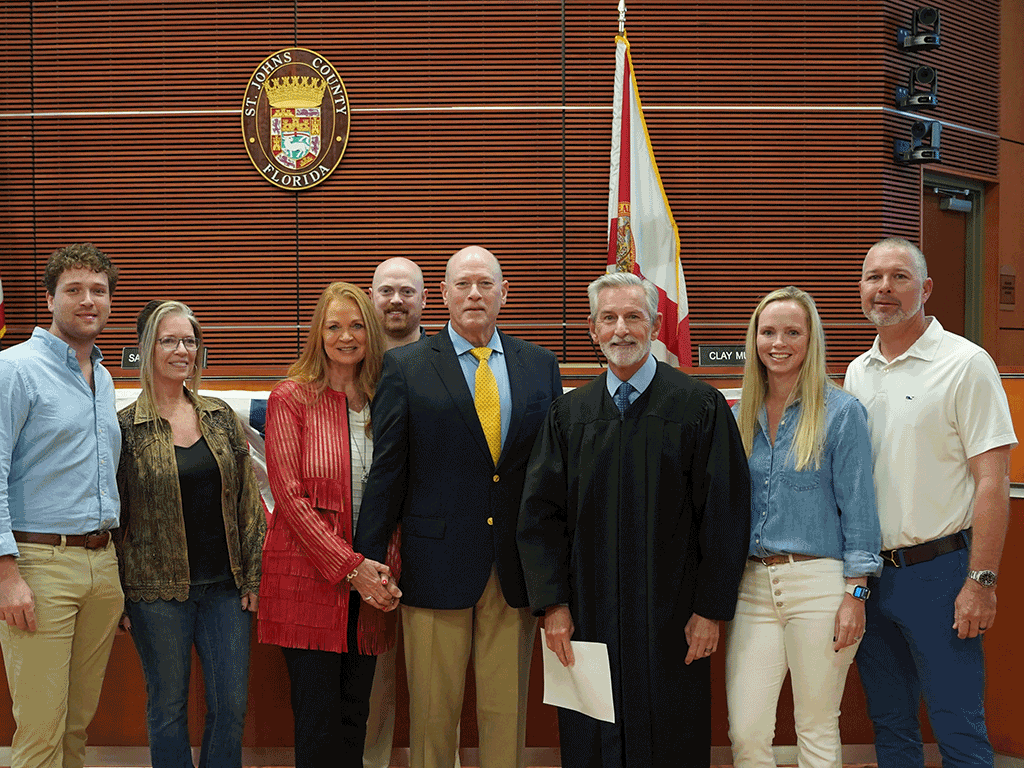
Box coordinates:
[779,467,821,492]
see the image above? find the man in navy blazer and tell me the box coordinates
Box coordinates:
[356,245,562,768]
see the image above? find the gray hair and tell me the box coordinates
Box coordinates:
[587,272,659,322]
[866,237,929,280]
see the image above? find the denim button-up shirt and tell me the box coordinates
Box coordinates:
[733,387,882,578]
[0,328,121,557]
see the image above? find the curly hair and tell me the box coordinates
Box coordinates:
[43,243,119,294]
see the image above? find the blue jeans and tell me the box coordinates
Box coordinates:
[856,547,992,768]
[127,580,252,768]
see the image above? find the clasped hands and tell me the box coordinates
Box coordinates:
[351,557,402,612]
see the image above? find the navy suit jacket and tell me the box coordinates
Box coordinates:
[356,326,563,610]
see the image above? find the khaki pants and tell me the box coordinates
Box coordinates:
[0,541,123,768]
[363,636,462,768]
[402,567,535,768]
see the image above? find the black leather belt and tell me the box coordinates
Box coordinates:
[881,529,970,568]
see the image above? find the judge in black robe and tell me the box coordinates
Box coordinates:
[517,275,750,768]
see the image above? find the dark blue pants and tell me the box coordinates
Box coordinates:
[128,580,252,768]
[856,547,992,768]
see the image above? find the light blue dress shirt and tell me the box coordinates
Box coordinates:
[733,386,883,578]
[448,323,512,452]
[605,352,657,405]
[0,328,121,557]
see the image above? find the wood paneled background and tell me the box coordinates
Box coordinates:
[1,0,1006,370]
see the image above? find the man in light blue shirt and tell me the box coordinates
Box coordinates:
[0,244,124,768]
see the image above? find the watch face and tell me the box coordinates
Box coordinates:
[970,570,997,587]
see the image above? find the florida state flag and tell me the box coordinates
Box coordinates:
[606,32,691,366]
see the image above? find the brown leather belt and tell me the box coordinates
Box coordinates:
[881,529,970,568]
[749,553,821,566]
[13,530,112,550]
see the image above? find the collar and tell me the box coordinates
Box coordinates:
[133,387,224,425]
[864,316,942,366]
[756,393,804,435]
[447,323,504,357]
[32,326,104,365]
[606,352,657,398]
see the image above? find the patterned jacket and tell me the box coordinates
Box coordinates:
[116,389,266,602]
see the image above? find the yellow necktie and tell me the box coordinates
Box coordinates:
[471,347,501,464]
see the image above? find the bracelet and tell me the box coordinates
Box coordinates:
[345,568,359,582]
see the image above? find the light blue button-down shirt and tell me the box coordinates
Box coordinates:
[733,386,882,578]
[448,323,512,451]
[605,352,657,405]
[0,328,121,557]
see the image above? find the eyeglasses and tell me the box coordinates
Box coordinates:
[157,336,198,351]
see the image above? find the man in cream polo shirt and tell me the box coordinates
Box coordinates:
[845,237,1016,768]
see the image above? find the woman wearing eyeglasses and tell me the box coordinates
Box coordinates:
[115,300,266,768]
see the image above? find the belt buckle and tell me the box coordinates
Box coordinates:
[884,549,901,568]
[84,531,107,550]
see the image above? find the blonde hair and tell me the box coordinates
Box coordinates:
[287,282,386,415]
[139,301,203,403]
[736,286,835,471]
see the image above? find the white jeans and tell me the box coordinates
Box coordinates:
[725,557,860,768]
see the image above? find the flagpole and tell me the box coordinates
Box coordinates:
[617,0,626,33]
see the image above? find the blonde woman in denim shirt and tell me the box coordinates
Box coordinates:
[116,301,265,768]
[725,286,882,767]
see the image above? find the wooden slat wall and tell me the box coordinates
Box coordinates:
[0,0,1000,371]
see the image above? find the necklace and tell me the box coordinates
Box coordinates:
[349,407,371,484]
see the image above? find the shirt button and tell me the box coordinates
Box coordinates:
[487,517,493,526]
[774,590,782,596]
[764,480,768,486]
[776,601,784,607]
[773,579,779,584]
[493,474,499,482]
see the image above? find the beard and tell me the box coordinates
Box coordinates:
[600,334,651,370]
[381,308,415,335]
[864,294,921,327]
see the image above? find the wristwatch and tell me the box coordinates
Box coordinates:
[845,584,871,601]
[967,569,997,587]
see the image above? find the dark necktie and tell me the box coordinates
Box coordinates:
[614,381,635,415]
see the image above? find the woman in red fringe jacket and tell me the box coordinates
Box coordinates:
[258,282,401,768]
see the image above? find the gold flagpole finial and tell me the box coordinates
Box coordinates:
[618,0,627,33]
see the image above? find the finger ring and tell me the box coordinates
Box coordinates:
[705,648,713,655]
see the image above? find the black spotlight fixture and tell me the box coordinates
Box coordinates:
[896,65,938,110]
[894,120,942,164]
[897,7,941,51]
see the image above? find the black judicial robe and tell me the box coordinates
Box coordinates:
[517,363,751,768]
